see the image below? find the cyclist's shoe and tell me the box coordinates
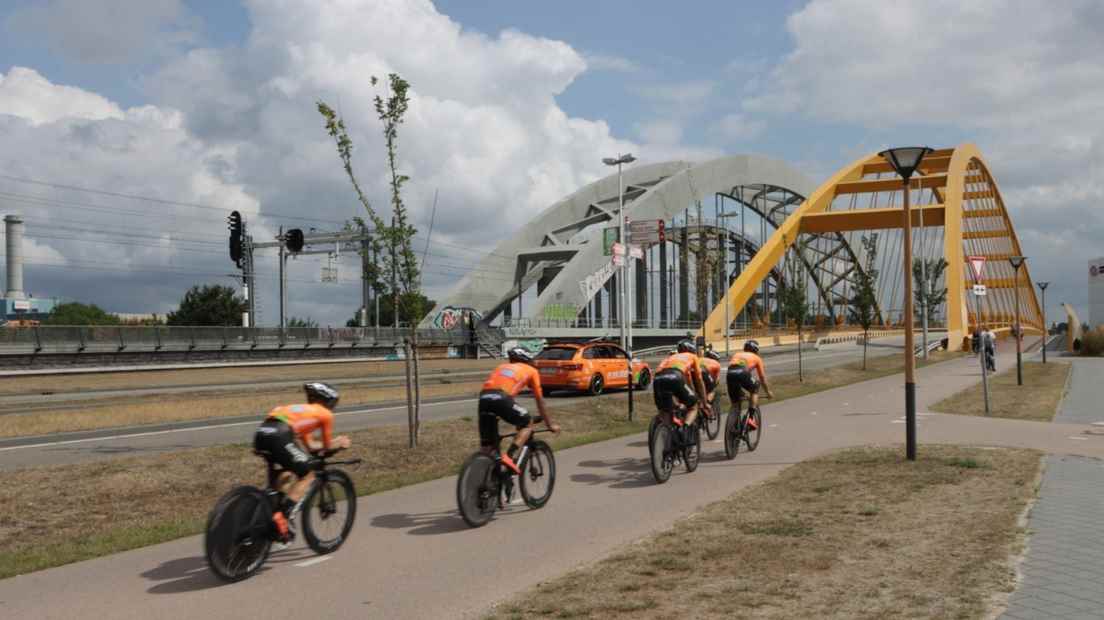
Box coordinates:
[746,414,759,431]
[500,452,522,475]
[272,512,293,544]
[671,415,685,427]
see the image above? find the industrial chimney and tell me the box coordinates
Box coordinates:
[5,215,25,300]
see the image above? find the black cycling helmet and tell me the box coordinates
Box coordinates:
[704,349,721,361]
[743,339,760,354]
[507,347,535,365]
[304,382,340,410]
[676,339,697,354]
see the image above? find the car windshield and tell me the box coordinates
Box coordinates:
[537,347,577,360]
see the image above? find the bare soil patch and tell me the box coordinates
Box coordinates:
[930,361,1070,421]
[490,445,1042,620]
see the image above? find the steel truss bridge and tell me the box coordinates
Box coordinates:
[428,145,1041,351]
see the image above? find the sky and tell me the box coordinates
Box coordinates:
[0,0,1100,327]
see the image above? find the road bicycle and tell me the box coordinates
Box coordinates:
[204,448,361,582]
[456,417,556,528]
[649,403,702,484]
[647,390,720,459]
[724,393,763,459]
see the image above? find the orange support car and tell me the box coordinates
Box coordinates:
[533,341,651,396]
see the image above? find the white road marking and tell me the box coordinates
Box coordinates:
[0,397,480,453]
[1068,436,1088,441]
[1092,422,1104,427]
[295,556,333,568]
[769,424,778,428]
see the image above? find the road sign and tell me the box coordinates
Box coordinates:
[973,284,987,296]
[628,219,662,245]
[967,255,986,281]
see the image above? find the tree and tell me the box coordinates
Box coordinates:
[345,293,435,328]
[167,284,248,326]
[319,72,424,447]
[287,316,318,328]
[848,234,880,369]
[43,302,120,326]
[913,258,948,322]
[779,235,810,381]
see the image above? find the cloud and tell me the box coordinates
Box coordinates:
[4,0,197,65]
[0,67,124,125]
[634,119,683,145]
[715,113,765,141]
[584,53,641,73]
[744,0,1104,320]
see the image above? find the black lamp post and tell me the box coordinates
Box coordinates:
[878,146,933,462]
[1008,255,1027,385]
[1037,281,1049,363]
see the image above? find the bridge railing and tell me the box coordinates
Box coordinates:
[0,326,475,356]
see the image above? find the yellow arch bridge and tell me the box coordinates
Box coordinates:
[702,143,1043,351]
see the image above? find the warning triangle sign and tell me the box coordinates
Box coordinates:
[967,255,986,281]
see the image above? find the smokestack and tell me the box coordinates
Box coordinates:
[5,215,25,300]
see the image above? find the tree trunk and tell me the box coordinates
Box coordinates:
[862,328,869,370]
[403,338,416,448]
[797,324,803,382]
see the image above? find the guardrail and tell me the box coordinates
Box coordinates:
[0,326,475,356]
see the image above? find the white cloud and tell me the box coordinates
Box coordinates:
[5,0,196,65]
[715,113,765,141]
[584,53,641,73]
[745,0,1104,320]
[635,119,683,145]
[0,67,123,125]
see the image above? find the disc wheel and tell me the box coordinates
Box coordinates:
[683,423,702,473]
[650,423,674,484]
[519,440,556,509]
[745,407,763,452]
[204,486,273,582]
[704,393,721,440]
[457,453,499,528]
[302,469,357,554]
[724,409,741,460]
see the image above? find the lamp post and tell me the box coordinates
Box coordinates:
[878,146,933,462]
[1037,281,1049,364]
[604,153,637,419]
[1008,255,1027,385]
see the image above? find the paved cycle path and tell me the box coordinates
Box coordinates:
[3,346,1100,620]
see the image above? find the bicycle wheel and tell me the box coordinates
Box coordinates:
[724,410,741,460]
[745,408,762,452]
[204,485,273,582]
[519,440,556,509]
[704,393,721,440]
[647,414,661,457]
[683,422,702,473]
[457,453,499,527]
[302,469,357,554]
[650,422,674,484]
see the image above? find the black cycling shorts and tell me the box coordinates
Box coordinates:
[478,389,532,447]
[726,367,760,402]
[702,371,717,394]
[253,419,314,477]
[652,368,698,412]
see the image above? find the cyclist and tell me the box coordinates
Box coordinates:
[253,382,351,543]
[653,340,711,432]
[727,340,775,419]
[479,348,560,475]
[699,348,723,417]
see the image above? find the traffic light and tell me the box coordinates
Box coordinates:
[228,210,242,267]
[657,219,666,243]
[285,228,305,253]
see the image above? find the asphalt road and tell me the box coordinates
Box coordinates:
[1,339,902,470]
[1,341,1099,620]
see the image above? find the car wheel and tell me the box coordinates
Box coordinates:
[636,368,651,390]
[588,374,604,396]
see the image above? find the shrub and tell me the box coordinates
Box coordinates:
[1081,326,1104,356]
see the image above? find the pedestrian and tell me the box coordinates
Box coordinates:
[983,327,996,371]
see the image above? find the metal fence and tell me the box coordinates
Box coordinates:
[0,326,477,356]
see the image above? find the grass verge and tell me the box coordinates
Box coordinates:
[489,445,1042,620]
[1,349,967,577]
[930,361,1071,421]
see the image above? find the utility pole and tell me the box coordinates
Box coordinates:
[278,226,286,330]
[361,235,371,328]
[1038,281,1049,363]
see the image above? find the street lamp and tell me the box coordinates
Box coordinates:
[878,146,933,462]
[1008,255,1027,384]
[604,153,637,419]
[1037,281,1049,364]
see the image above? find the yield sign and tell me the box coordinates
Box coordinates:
[967,255,986,281]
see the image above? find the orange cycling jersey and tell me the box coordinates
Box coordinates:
[657,352,702,384]
[728,352,767,383]
[699,357,722,383]
[266,403,335,448]
[482,362,543,398]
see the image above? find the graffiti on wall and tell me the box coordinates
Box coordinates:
[542,304,579,321]
[432,306,483,330]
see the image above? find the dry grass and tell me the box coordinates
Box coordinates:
[6,350,963,439]
[930,361,1071,421]
[0,397,650,579]
[0,357,498,396]
[489,446,1042,620]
